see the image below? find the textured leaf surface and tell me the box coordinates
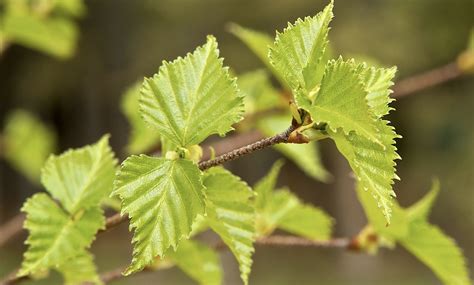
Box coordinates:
[258,114,330,181]
[19,193,104,276]
[269,2,333,98]
[140,36,244,147]
[168,239,222,285]
[113,155,205,275]
[2,110,56,182]
[357,64,397,118]
[57,251,102,285]
[255,162,333,240]
[302,59,381,144]
[121,81,160,154]
[332,118,400,223]
[3,11,77,58]
[400,223,470,285]
[41,135,117,214]
[203,168,255,285]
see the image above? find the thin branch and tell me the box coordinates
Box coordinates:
[98,235,354,284]
[0,214,25,247]
[198,124,296,170]
[392,62,462,98]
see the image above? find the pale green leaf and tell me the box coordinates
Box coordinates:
[203,168,255,285]
[254,159,284,211]
[140,35,244,147]
[113,155,205,275]
[19,193,104,277]
[302,58,381,144]
[3,11,77,58]
[168,239,222,285]
[2,110,56,183]
[356,63,397,118]
[229,24,287,88]
[41,135,117,214]
[55,0,86,18]
[275,190,333,240]
[407,179,440,222]
[400,222,470,285]
[332,118,400,224]
[121,81,160,154]
[57,250,102,285]
[257,114,330,181]
[237,70,282,115]
[269,1,333,99]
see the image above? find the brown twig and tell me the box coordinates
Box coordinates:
[98,235,353,284]
[0,214,25,247]
[392,62,462,98]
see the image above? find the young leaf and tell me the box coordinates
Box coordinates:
[3,11,77,58]
[121,81,160,154]
[229,24,287,88]
[332,119,400,223]
[255,162,333,240]
[237,70,282,115]
[56,250,102,285]
[41,135,117,214]
[113,155,205,275]
[168,239,222,285]
[2,110,56,183]
[357,64,397,118]
[274,190,333,240]
[19,193,104,277]
[269,1,333,99]
[300,59,381,144]
[406,179,440,222]
[400,223,470,285]
[140,35,244,147]
[258,114,330,181]
[203,168,255,285]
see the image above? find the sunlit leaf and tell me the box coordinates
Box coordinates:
[203,168,255,285]
[57,250,102,285]
[140,36,244,147]
[19,193,104,277]
[113,155,205,275]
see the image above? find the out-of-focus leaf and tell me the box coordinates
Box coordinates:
[121,81,160,154]
[168,239,222,285]
[237,70,283,115]
[2,110,56,183]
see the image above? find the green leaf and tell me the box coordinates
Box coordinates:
[55,0,86,18]
[168,239,222,285]
[400,222,470,285]
[269,1,333,98]
[229,24,287,88]
[2,110,56,183]
[121,81,160,154]
[203,168,255,285]
[407,179,440,222]
[19,193,104,277]
[140,35,244,147]
[301,58,381,144]
[41,135,117,214]
[254,162,333,240]
[113,155,205,275]
[257,114,330,181]
[56,250,102,285]
[356,63,397,118]
[331,119,400,224]
[3,11,77,58]
[274,190,333,240]
[237,70,282,115]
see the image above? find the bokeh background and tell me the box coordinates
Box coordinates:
[1,0,473,284]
